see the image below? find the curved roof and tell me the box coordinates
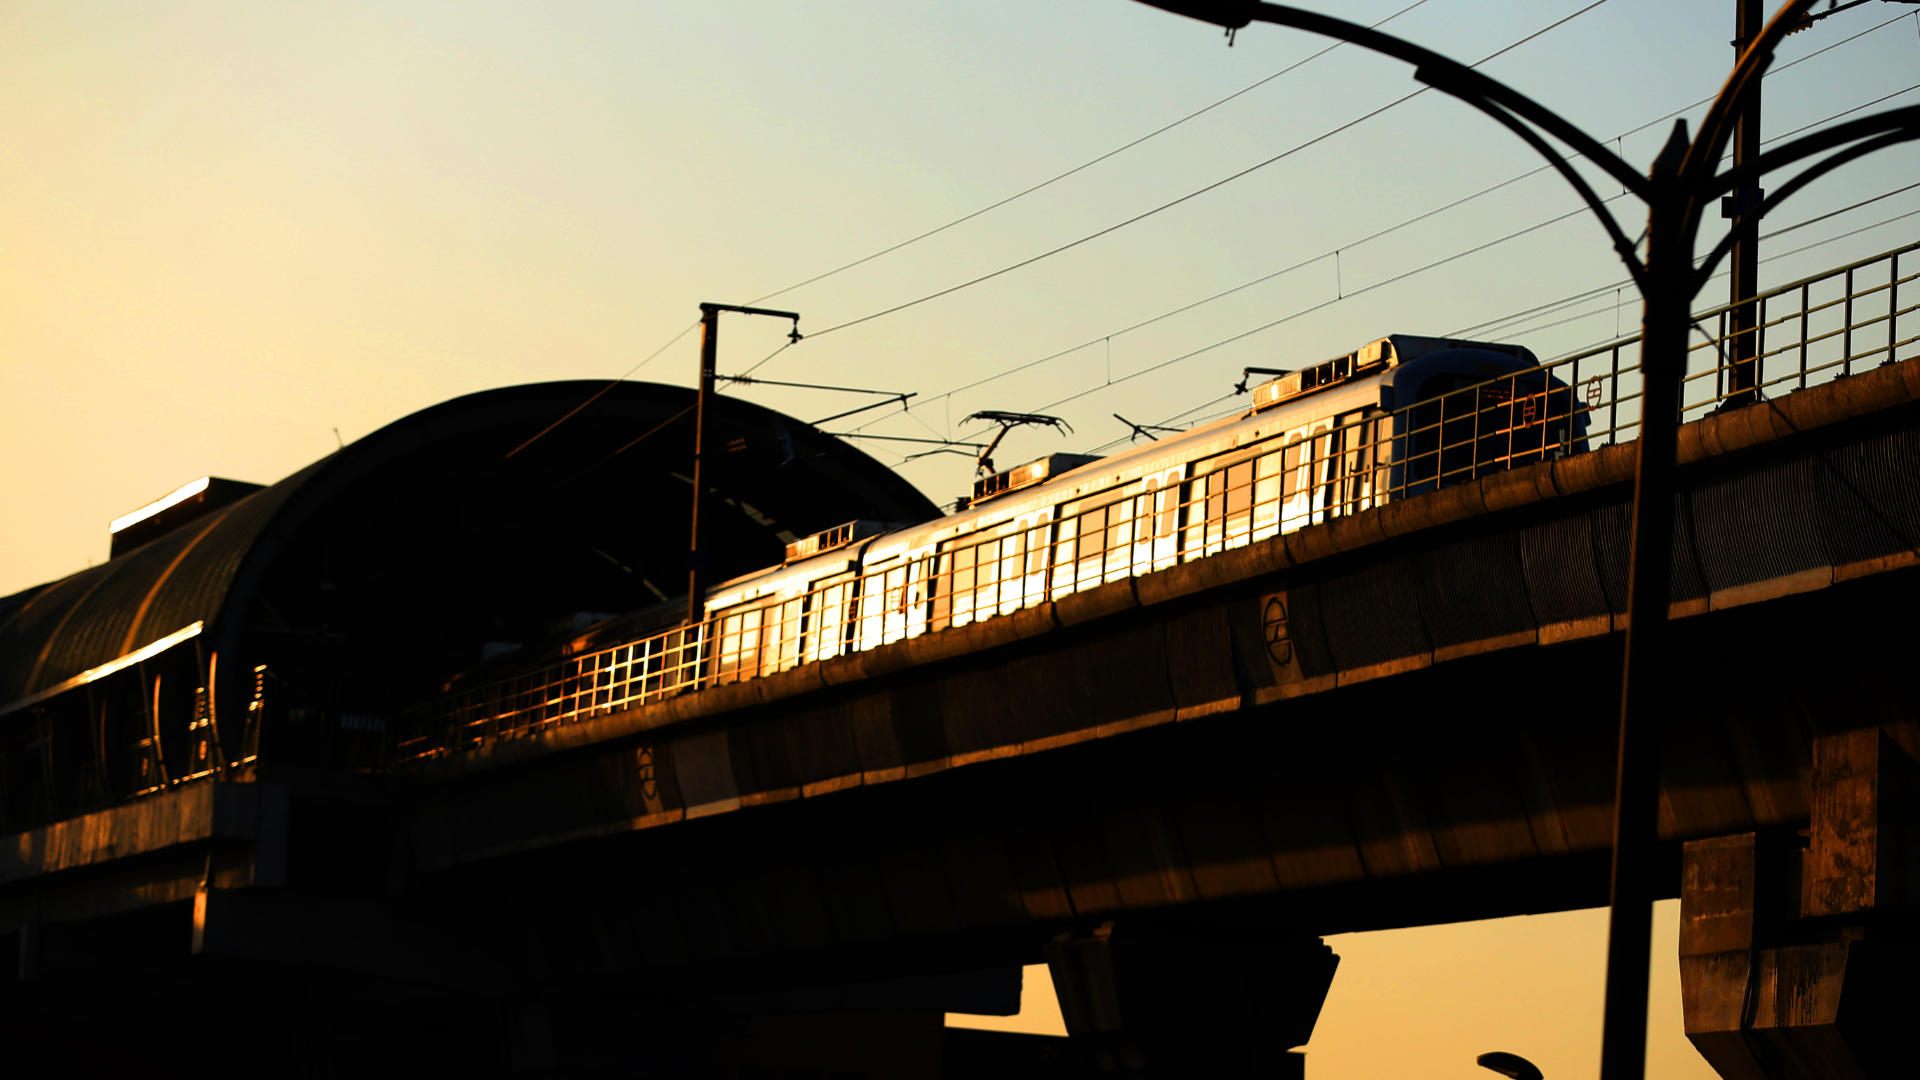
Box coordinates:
[0,381,935,707]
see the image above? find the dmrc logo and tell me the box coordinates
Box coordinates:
[1262,594,1293,666]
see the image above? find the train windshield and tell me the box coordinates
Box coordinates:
[1398,356,1586,494]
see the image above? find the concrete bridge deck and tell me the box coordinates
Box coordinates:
[7,349,1920,1078]
[12,354,1918,966]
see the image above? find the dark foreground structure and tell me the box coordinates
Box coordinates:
[4,254,1920,1078]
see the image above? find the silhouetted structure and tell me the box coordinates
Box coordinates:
[4,248,1918,1076]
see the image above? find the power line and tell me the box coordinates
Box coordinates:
[1460,175,1920,341]
[1079,206,1920,456]
[574,402,698,476]
[1028,194,1632,415]
[851,28,1912,438]
[1026,185,1919,433]
[799,0,1619,341]
[504,5,1918,474]
[742,0,1439,307]
[1759,204,1920,262]
[501,321,698,461]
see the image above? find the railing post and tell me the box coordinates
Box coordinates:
[1891,250,1901,366]
[1843,268,1855,375]
[1801,282,1812,390]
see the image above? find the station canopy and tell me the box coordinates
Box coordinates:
[0,381,939,715]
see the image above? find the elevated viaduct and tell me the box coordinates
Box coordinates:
[5,247,1918,1078]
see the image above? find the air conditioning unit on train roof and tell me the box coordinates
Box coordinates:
[784,519,889,564]
[972,453,1102,505]
[1248,334,1534,412]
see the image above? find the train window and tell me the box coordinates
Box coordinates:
[951,544,977,596]
[1226,461,1253,518]
[1000,531,1024,585]
[1080,506,1106,555]
[1282,436,1304,501]
[1157,480,1179,538]
[885,565,907,614]
[1105,500,1133,556]
[1078,505,1107,578]
[1054,515,1079,568]
[1204,470,1225,530]
[1254,452,1280,506]
[931,553,955,629]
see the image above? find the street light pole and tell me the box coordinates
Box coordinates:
[688,302,801,627]
[1598,122,1690,1079]
[1727,0,1766,407]
[1125,5,1917,1079]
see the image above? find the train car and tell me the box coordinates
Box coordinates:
[698,334,1584,685]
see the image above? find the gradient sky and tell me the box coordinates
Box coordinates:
[5,0,1916,597]
[4,4,1913,1074]
[952,901,1718,1080]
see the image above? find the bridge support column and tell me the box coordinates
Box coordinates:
[1044,921,1338,1078]
[1679,728,1920,1080]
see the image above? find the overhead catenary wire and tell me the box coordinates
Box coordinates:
[509,6,1916,471]
[1459,173,1920,341]
[1026,193,1634,416]
[853,31,1914,438]
[818,1,1904,354]
[500,321,698,461]
[574,402,699,476]
[1067,204,1920,459]
[796,0,1620,342]
[742,0,1439,307]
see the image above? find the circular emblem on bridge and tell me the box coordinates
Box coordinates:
[1262,595,1293,666]
[637,746,659,803]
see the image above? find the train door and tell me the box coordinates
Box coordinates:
[1001,507,1053,615]
[1064,496,1111,591]
[1136,466,1184,571]
[902,548,937,640]
[875,556,914,646]
[1324,409,1381,518]
[1050,505,1082,600]
[1277,425,1321,534]
[1251,445,1285,542]
[799,568,858,664]
[933,531,992,631]
[1100,482,1146,581]
[713,601,767,684]
[765,590,804,674]
[848,556,901,652]
[1300,421,1335,528]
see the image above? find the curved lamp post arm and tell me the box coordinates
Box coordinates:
[1429,83,1649,291]
[1683,0,1816,195]
[1692,125,1920,290]
[1706,105,1920,200]
[1136,1,1651,200]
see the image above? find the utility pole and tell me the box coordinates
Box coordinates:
[1726,0,1765,407]
[687,303,801,626]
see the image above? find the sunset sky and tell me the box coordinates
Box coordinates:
[951,901,1718,1080]
[4,3,1914,1074]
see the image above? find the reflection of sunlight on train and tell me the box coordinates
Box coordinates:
[705,333,1583,678]
[403,333,1591,758]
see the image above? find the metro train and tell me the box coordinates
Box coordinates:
[693,333,1585,684]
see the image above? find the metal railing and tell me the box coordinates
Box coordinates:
[393,241,1917,766]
